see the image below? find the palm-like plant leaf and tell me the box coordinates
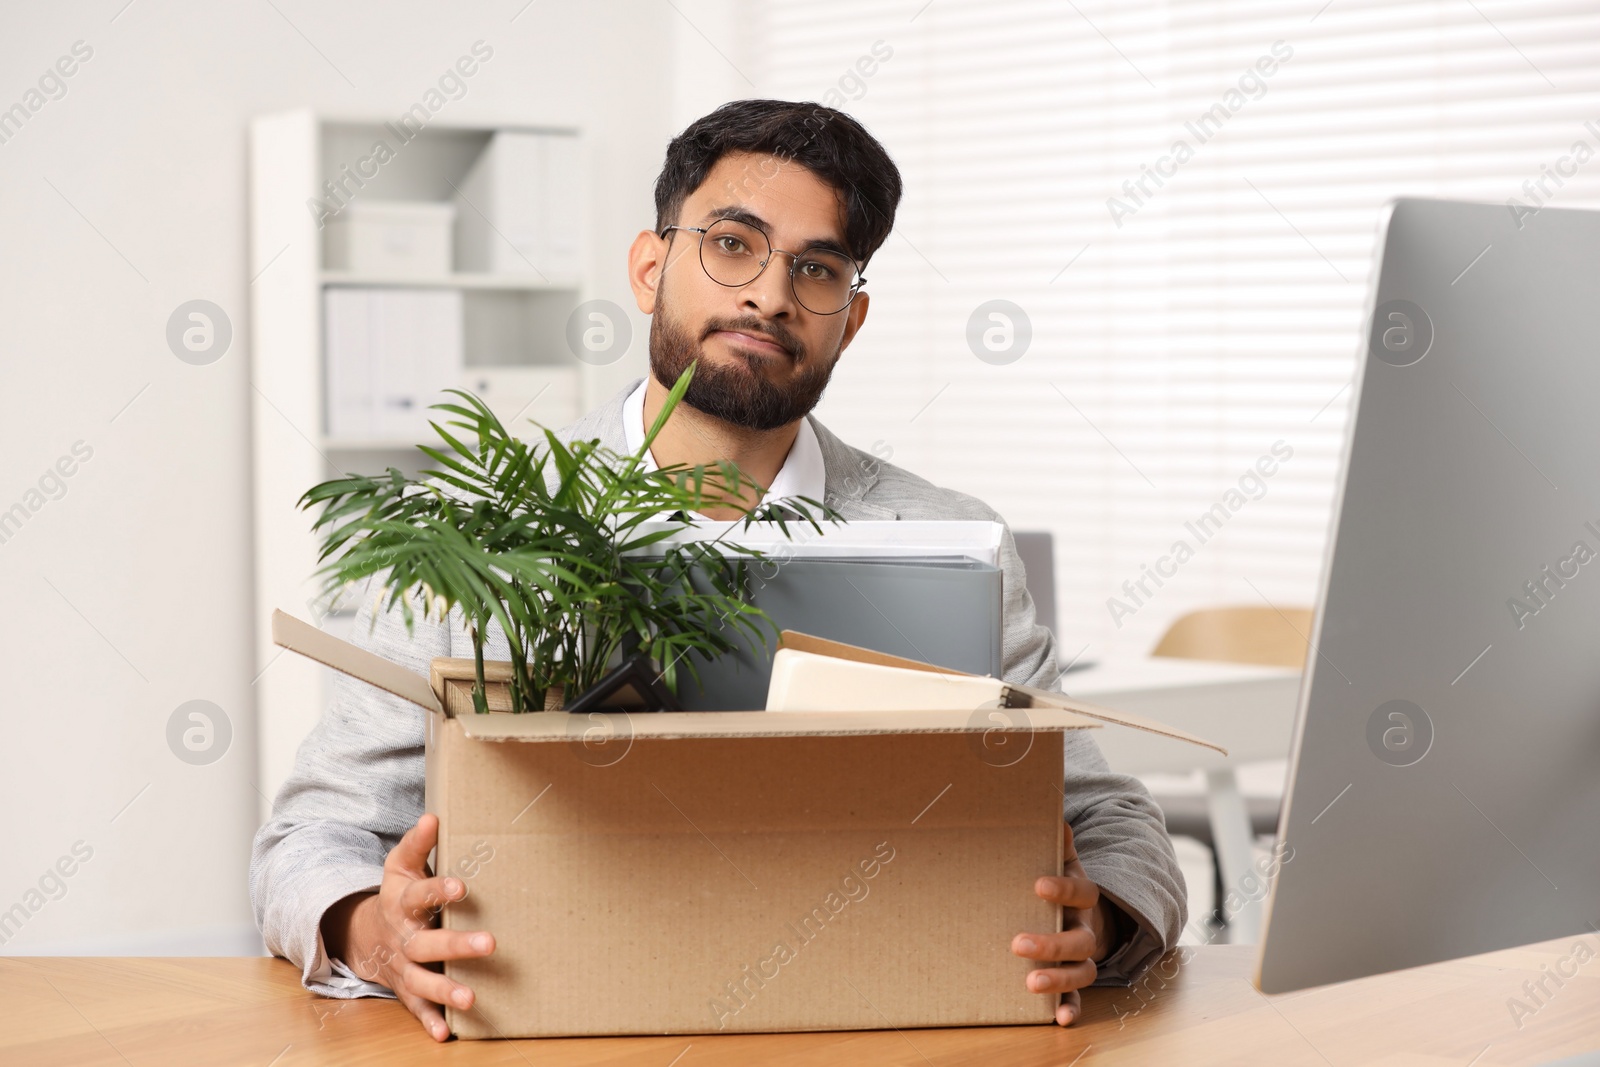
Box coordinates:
[298,363,840,712]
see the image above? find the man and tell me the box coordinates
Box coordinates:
[251,99,1186,1042]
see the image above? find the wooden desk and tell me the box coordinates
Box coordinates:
[7,936,1599,1065]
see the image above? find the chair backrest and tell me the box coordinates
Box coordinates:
[1152,605,1312,669]
[1011,531,1056,636]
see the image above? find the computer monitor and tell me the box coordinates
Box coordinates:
[1256,198,1600,993]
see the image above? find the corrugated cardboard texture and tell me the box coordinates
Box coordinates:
[445,707,1104,740]
[431,727,1064,1038]
[271,608,442,714]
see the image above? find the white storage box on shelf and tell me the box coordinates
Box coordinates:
[324,200,456,276]
[458,365,581,433]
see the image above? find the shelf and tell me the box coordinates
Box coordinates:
[320,271,581,291]
[252,110,594,815]
[321,437,433,451]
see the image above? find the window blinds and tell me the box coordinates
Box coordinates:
[750,0,1600,657]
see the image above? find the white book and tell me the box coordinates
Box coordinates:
[368,290,413,439]
[367,289,463,440]
[454,132,541,274]
[765,648,1002,712]
[541,133,582,279]
[323,288,374,439]
[419,290,465,434]
[497,134,544,272]
[453,131,580,278]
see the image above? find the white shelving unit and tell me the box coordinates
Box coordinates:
[320,271,581,290]
[248,109,593,806]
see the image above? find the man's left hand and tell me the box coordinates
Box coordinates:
[1010,820,1118,1026]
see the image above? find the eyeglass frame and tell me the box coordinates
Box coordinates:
[657,218,868,316]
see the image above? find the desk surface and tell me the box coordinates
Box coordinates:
[6,936,1598,1066]
[1066,656,1299,695]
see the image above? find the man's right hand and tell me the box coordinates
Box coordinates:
[320,813,496,1042]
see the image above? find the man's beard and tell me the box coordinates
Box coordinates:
[648,296,838,432]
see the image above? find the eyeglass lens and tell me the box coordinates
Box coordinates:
[698,218,858,314]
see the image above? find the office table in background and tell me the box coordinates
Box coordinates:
[1066,657,1302,943]
[6,936,1597,1065]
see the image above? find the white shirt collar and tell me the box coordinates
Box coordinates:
[621,377,826,506]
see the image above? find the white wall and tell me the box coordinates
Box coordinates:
[0,0,683,955]
[749,1,1600,661]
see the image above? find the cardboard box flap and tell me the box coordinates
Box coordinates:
[777,630,1227,755]
[270,608,443,716]
[268,611,1226,753]
[1005,682,1229,755]
[776,630,972,677]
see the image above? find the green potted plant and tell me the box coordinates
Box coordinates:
[299,364,831,714]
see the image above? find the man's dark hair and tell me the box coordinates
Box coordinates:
[653,99,903,265]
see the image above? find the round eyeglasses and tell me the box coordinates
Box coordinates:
[659,217,866,316]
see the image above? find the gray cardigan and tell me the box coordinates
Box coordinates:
[249,380,1186,998]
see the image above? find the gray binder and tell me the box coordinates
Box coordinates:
[677,556,1004,711]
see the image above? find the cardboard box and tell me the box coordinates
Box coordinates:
[271,612,1224,1038]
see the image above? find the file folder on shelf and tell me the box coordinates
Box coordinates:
[323,287,464,441]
